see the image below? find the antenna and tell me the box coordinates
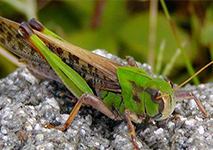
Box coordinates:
[156,61,213,100]
[173,61,213,92]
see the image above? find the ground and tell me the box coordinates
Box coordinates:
[0,51,213,150]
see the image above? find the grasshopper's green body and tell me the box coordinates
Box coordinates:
[102,66,175,120]
[0,17,207,150]
[0,16,176,120]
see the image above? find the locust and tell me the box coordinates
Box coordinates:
[0,16,211,150]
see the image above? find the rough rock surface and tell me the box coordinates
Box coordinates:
[0,51,213,150]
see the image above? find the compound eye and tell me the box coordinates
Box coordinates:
[164,77,174,89]
[147,88,161,103]
[154,90,162,101]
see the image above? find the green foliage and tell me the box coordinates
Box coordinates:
[0,53,17,77]
[118,13,196,66]
[200,4,213,60]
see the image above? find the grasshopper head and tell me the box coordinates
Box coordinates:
[117,67,176,122]
[158,78,176,120]
[148,78,176,121]
[154,92,176,120]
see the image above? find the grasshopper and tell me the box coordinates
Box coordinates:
[0,16,211,150]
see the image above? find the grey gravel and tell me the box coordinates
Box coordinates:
[0,50,213,150]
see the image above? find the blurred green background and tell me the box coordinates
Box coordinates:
[0,0,213,84]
